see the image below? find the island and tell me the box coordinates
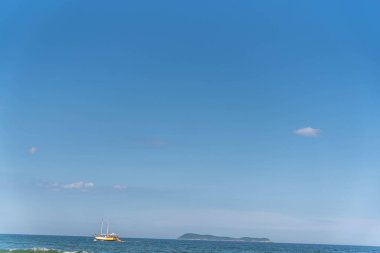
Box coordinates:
[177,233,272,243]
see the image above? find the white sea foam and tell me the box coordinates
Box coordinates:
[6,249,91,253]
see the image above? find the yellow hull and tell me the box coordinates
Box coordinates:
[94,236,117,241]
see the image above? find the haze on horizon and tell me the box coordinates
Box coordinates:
[1,0,380,247]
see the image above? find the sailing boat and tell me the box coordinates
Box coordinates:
[93,220,124,242]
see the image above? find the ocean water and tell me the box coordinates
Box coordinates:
[1,234,380,253]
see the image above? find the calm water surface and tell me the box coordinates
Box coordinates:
[1,234,380,253]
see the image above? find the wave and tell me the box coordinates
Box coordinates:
[0,248,91,253]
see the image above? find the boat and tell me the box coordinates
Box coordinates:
[93,220,124,242]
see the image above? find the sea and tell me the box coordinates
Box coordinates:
[1,234,380,253]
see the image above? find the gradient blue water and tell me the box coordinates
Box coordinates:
[1,234,380,253]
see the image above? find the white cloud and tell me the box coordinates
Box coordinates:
[113,184,127,190]
[29,146,38,154]
[294,127,320,137]
[39,181,95,191]
[62,181,95,190]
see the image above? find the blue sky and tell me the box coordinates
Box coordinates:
[1,0,380,246]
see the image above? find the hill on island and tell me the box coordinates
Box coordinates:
[177,233,272,243]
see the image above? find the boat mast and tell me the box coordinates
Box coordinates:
[100,219,103,235]
[106,220,109,236]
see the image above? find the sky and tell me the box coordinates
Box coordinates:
[1,0,380,246]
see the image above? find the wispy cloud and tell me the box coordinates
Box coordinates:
[41,181,95,191]
[29,146,38,154]
[41,181,181,194]
[294,127,320,137]
[62,181,95,190]
[113,184,127,190]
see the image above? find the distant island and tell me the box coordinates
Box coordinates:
[177,233,272,243]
